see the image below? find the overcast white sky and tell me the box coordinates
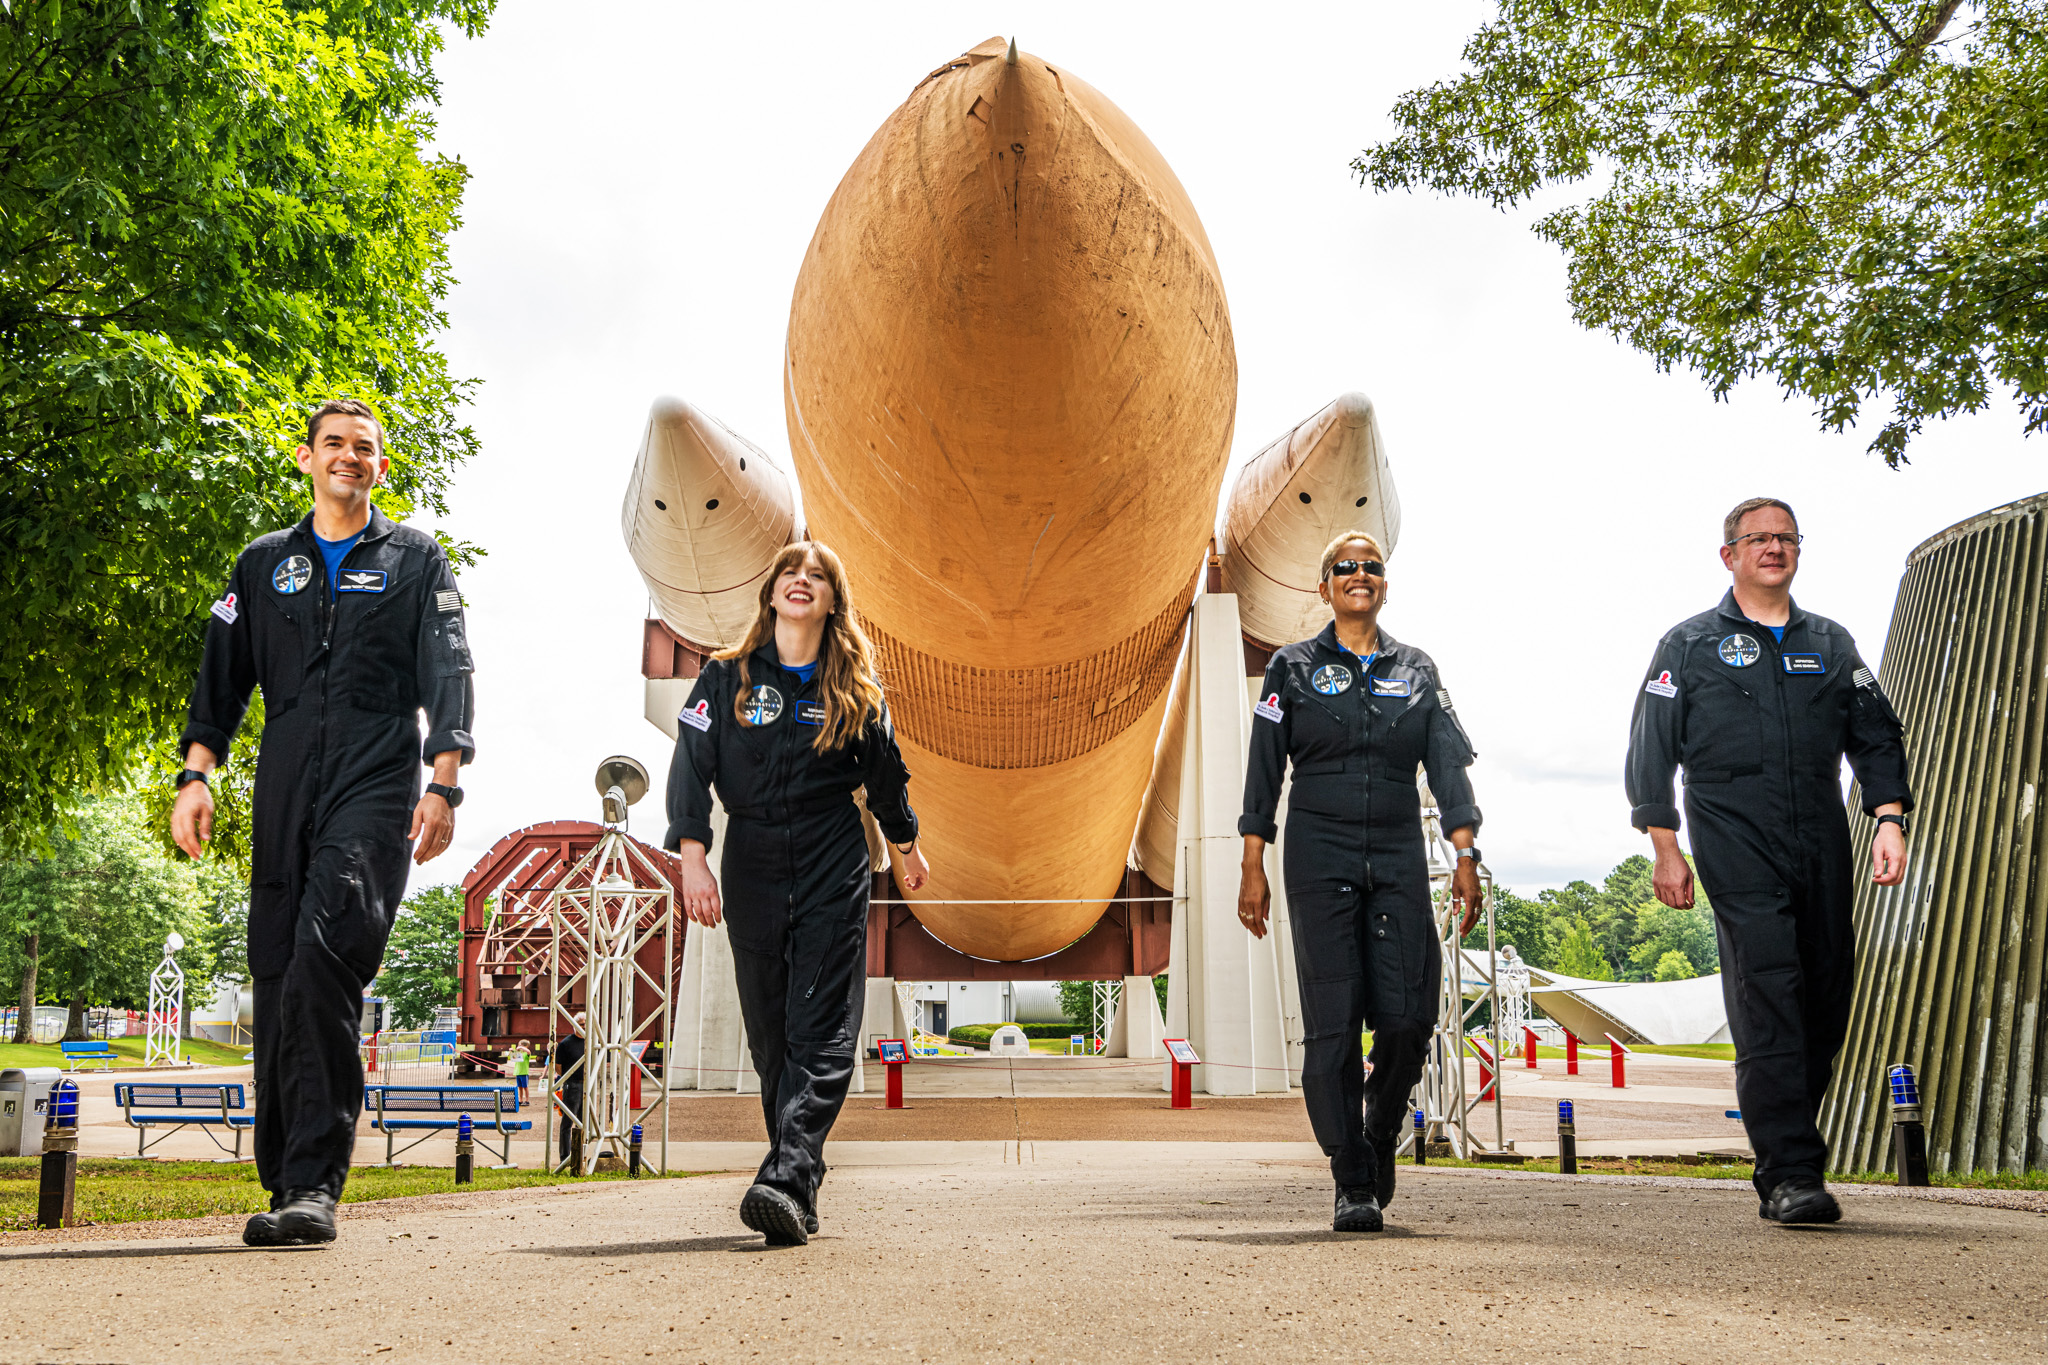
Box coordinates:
[408,1,2043,902]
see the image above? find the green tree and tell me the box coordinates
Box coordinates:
[1553,915,1616,981]
[1358,2,2048,464]
[1465,885,1555,968]
[0,0,491,854]
[378,884,463,1030]
[1628,899,1722,979]
[0,794,210,1040]
[1653,949,1698,982]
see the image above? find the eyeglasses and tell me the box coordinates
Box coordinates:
[1726,532,1804,550]
[1325,559,1385,580]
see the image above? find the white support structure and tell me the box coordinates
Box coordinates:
[1400,795,1504,1158]
[545,826,677,1174]
[1163,593,1296,1095]
[145,935,186,1068]
[1103,976,1166,1058]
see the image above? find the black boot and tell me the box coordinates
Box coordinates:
[1759,1176,1841,1225]
[740,1183,809,1246]
[1372,1129,1398,1209]
[241,1189,291,1246]
[1333,1184,1383,1233]
[273,1188,339,1245]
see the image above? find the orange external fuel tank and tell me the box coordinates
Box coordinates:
[784,37,1237,960]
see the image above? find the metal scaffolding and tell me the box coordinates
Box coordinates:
[1400,791,1503,1158]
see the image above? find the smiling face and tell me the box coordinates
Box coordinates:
[1318,538,1385,618]
[295,413,388,503]
[1720,504,1800,593]
[772,550,836,624]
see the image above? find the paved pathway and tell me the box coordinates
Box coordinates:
[1,1146,2040,1363]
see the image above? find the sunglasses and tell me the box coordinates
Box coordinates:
[1325,559,1385,580]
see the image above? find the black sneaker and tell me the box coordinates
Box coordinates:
[1333,1184,1383,1233]
[1760,1176,1841,1225]
[272,1188,339,1245]
[740,1183,809,1246]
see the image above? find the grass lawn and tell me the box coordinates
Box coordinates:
[0,1157,693,1231]
[0,1036,252,1072]
[1421,1154,2047,1191]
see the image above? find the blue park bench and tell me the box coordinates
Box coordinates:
[364,1084,528,1167]
[61,1041,118,1070]
[112,1082,253,1159]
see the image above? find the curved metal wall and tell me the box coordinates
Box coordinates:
[1822,491,2048,1175]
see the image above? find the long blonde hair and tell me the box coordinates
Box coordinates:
[718,541,887,752]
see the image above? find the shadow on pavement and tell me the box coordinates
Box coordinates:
[0,1242,321,1261]
[513,1234,765,1256]
[1177,1227,1445,1245]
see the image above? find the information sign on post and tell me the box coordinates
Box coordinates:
[1164,1038,1200,1109]
[877,1039,908,1109]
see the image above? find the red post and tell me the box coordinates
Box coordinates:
[367,1029,378,1074]
[1523,1026,1539,1069]
[885,1057,905,1109]
[1171,1061,1192,1109]
[1473,1039,1496,1101]
[1606,1033,1628,1088]
[1566,1031,1579,1076]
[629,1064,642,1110]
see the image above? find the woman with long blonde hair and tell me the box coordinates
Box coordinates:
[664,540,928,1247]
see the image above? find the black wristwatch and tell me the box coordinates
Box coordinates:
[175,769,209,790]
[426,782,464,808]
[1876,813,1907,833]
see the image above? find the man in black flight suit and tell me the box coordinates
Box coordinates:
[173,398,476,1246]
[1626,497,1909,1226]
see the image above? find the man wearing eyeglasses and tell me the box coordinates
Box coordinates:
[1625,497,1911,1226]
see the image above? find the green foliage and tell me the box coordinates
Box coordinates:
[0,0,493,854]
[1471,885,1554,963]
[946,1022,1094,1047]
[1653,949,1698,982]
[378,884,462,1029]
[1629,899,1721,978]
[0,793,211,1034]
[1553,915,1617,981]
[1357,2,2048,464]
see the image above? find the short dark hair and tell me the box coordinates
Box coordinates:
[1723,497,1797,544]
[306,398,385,453]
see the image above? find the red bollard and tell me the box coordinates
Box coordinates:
[1606,1033,1629,1088]
[366,1030,378,1074]
[1523,1026,1539,1069]
[629,1064,642,1110]
[1165,1038,1200,1109]
[1473,1039,1496,1102]
[1566,1031,1579,1076]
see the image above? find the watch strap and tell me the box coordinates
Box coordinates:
[175,769,209,790]
[426,782,464,808]
[1876,813,1907,832]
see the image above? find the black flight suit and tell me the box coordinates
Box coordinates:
[181,508,475,1200]
[1240,623,1481,1194]
[1625,590,1910,1196]
[664,638,917,1217]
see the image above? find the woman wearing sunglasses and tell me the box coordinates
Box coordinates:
[1237,531,1484,1232]
[664,540,929,1247]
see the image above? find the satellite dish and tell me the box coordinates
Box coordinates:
[596,755,651,826]
[595,756,650,806]
[165,932,186,954]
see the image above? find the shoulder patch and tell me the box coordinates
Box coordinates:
[209,592,239,625]
[678,699,713,732]
[1253,692,1285,723]
[1853,666,1877,689]
[436,588,462,613]
[1437,687,1455,711]
[1644,670,1677,699]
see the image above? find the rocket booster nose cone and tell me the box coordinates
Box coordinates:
[1330,391,1376,428]
[1006,36,1018,64]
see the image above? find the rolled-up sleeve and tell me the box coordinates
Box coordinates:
[663,664,723,851]
[1237,657,1290,842]
[179,557,259,761]
[1626,635,1685,831]
[1844,645,1913,815]
[860,701,919,846]
[1426,676,1482,835]
[416,547,476,764]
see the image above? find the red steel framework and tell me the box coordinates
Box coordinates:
[457,819,686,1069]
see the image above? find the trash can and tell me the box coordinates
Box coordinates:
[0,1068,62,1157]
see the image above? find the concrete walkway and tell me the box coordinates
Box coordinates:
[1,1145,2040,1363]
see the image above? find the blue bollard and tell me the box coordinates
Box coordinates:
[1888,1063,1929,1187]
[629,1121,644,1177]
[1412,1108,1427,1166]
[455,1112,474,1185]
[1557,1099,1577,1175]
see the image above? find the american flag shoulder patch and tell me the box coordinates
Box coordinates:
[1853,666,1876,689]
[1438,688,1456,712]
[436,588,462,613]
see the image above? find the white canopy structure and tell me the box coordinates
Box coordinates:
[1457,950,1729,1046]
